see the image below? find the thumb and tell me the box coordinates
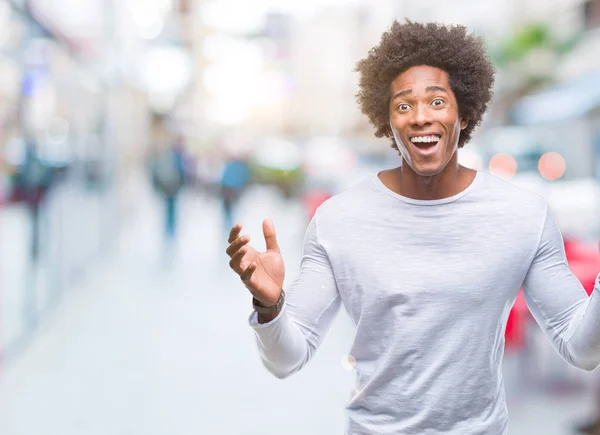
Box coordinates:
[263,219,280,253]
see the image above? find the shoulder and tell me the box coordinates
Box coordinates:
[476,171,549,228]
[479,171,547,208]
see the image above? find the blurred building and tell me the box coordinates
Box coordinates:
[508,0,600,181]
[0,0,197,362]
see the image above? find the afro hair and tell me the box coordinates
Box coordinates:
[355,20,495,150]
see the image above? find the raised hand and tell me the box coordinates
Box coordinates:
[226,219,285,306]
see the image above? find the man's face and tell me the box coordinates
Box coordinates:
[389,65,467,176]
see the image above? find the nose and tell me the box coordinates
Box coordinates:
[410,104,433,127]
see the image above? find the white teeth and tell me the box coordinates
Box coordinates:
[410,135,440,144]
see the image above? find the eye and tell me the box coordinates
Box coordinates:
[397,103,411,111]
[432,98,444,106]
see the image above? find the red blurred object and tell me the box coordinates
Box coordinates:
[505,291,527,350]
[302,189,332,219]
[505,237,600,350]
[564,238,600,294]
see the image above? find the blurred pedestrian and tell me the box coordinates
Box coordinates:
[219,155,250,232]
[225,20,600,435]
[151,135,186,247]
[12,138,53,262]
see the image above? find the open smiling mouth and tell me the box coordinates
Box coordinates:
[409,135,441,153]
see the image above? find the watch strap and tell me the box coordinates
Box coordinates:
[253,289,285,314]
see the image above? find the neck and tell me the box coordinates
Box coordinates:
[385,155,475,200]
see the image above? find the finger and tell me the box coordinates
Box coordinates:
[228,246,248,274]
[240,262,257,283]
[228,223,242,244]
[226,235,250,257]
[263,219,280,253]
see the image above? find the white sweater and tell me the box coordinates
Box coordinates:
[249,171,600,435]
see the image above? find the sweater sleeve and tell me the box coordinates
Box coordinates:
[248,211,342,378]
[521,206,600,371]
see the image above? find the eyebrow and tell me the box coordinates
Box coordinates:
[391,85,448,101]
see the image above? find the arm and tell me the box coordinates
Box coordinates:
[249,212,341,379]
[522,206,600,371]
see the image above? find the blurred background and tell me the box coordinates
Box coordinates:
[0,0,599,434]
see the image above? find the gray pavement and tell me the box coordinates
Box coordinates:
[0,182,597,435]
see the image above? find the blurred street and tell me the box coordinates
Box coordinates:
[0,0,599,433]
[0,178,598,435]
[0,179,356,435]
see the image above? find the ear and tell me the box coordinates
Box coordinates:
[460,119,469,130]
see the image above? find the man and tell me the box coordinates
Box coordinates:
[220,154,251,233]
[151,135,186,245]
[13,138,54,263]
[225,20,600,434]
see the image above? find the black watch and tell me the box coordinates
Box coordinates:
[253,289,285,314]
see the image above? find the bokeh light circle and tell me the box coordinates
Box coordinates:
[489,153,518,179]
[538,152,566,181]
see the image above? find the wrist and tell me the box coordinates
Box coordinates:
[255,285,283,307]
[264,290,282,307]
[253,289,285,314]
